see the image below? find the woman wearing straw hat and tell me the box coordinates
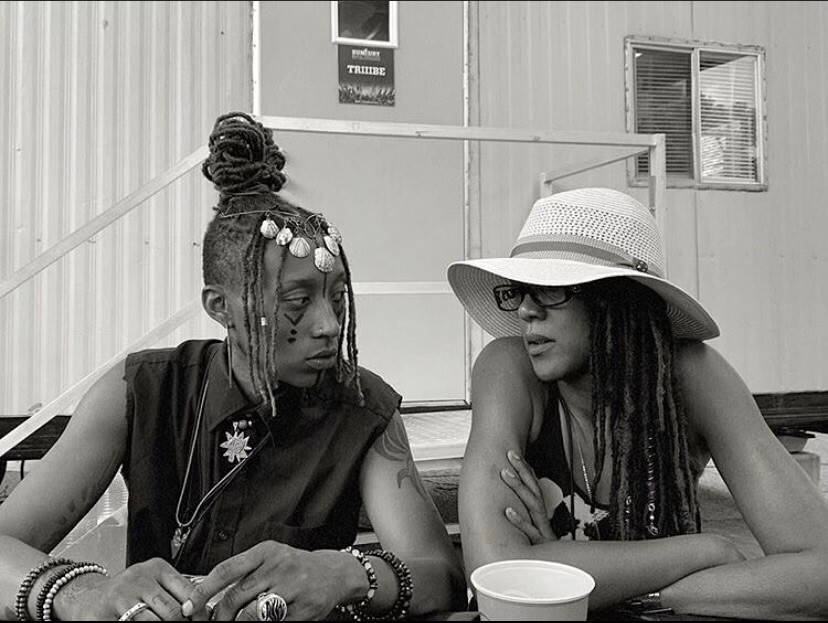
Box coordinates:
[448,187,828,618]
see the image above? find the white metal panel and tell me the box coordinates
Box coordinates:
[694,1,828,392]
[475,0,828,392]
[0,1,252,415]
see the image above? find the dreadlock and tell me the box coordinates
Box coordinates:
[337,247,362,399]
[582,277,699,541]
[201,112,362,415]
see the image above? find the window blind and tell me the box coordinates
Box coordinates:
[634,48,693,177]
[699,52,758,182]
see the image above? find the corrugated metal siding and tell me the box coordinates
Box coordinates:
[0,1,252,415]
[475,0,828,392]
[694,1,828,392]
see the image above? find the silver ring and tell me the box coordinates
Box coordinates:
[118,601,149,621]
[256,592,288,621]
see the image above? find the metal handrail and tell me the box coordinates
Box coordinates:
[539,147,652,196]
[0,146,209,302]
[258,115,661,147]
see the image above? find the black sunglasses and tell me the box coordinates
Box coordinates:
[492,283,582,312]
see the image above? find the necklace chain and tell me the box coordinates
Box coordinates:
[560,393,604,540]
[172,353,271,562]
[174,379,265,530]
[574,435,594,506]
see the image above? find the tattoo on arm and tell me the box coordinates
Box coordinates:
[373,416,429,503]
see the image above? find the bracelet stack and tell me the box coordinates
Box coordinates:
[16,558,109,622]
[15,557,72,621]
[334,548,413,621]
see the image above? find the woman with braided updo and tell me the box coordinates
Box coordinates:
[0,112,465,621]
[448,188,828,619]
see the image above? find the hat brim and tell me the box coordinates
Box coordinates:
[447,258,719,341]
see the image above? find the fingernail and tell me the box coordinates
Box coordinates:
[182,600,193,617]
[502,468,516,479]
[506,507,516,517]
[508,450,520,461]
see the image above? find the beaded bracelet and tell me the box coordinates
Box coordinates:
[35,563,84,622]
[41,563,108,621]
[15,557,73,621]
[362,549,413,621]
[335,547,379,621]
[35,561,108,621]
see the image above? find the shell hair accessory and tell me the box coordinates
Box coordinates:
[222,209,343,273]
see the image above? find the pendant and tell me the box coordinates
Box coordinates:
[220,427,252,464]
[171,525,190,559]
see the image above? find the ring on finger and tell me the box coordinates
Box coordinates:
[256,592,288,621]
[118,601,149,621]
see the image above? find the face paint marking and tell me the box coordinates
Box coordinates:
[285,311,304,344]
[284,311,305,326]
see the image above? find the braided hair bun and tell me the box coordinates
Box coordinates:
[202,112,287,198]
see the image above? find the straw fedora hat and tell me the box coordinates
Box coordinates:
[447,187,719,341]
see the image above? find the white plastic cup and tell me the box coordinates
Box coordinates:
[470,559,595,621]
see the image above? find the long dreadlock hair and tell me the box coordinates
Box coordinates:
[580,277,699,540]
[201,112,362,414]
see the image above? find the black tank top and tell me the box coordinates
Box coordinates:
[525,384,613,540]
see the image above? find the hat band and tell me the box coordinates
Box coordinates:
[510,240,661,277]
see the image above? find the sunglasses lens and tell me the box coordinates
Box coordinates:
[495,286,523,311]
[532,287,568,307]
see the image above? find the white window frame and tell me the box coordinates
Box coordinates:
[331,1,399,49]
[625,35,767,191]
